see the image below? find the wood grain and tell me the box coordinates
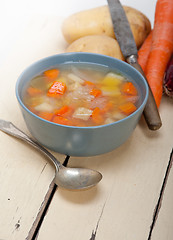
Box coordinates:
[0,16,66,240]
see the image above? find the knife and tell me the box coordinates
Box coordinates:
[107,0,162,130]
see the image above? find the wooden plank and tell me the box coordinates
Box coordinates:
[0,16,66,239]
[150,150,173,240]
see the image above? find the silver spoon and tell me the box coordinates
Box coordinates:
[0,119,102,190]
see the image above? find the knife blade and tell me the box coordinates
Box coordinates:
[107,0,162,130]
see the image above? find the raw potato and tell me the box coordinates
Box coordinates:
[66,35,124,60]
[62,5,151,48]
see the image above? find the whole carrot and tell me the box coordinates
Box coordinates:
[138,31,152,72]
[145,0,173,107]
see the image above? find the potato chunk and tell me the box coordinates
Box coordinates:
[73,107,93,121]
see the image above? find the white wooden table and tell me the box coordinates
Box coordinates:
[0,2,173,240]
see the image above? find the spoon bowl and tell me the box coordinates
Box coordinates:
[0,119,102,190]
[55,165,102,190]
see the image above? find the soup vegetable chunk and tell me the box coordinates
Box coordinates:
[23,64,139,127]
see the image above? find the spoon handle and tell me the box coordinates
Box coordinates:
[0,119,61,169]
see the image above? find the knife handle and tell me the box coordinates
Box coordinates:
[126,55,162,130]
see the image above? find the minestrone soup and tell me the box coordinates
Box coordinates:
[23,63,139,127]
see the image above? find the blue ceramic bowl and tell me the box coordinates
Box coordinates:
[16,53,148,156]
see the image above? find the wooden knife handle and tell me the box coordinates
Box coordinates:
[127,55,162,130]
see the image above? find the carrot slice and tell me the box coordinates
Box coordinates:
[119,102,137,115]
[27,87,42,96]
[84,80,95,86]
[91,107,104,125]
[47,81,66,97]
[121,82,138,96]
[44,69,59,79]
[38,112,54,121]
[52,116,72,125]
[101,101,114,114]
[54,105,73,116]
[90,88,102,97]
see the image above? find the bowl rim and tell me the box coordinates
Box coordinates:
[16,52,149,129]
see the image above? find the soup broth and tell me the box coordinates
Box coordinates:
[23,63,139,127]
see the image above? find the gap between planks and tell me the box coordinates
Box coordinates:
[26,156,70,240]
[147,148,173,240]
